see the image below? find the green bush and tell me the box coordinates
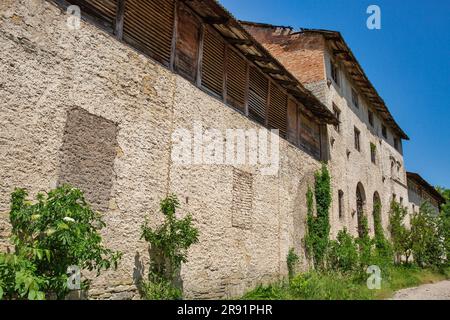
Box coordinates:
[327,229,359,273]
[410,202,445,267]
[140,194,199,300]
[388,200,412,264]
[0,186,121,300]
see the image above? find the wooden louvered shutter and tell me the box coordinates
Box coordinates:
[67,0,117,32]
[123,0,175,67]
[299,112,321,159]
[201,28,225,98]
[226,48,247,111]
[174,3,201,82]
[268,84,288,137]
[248,66,268,125]
[287,99,298,145]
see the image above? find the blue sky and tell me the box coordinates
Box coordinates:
[219,0,450,188]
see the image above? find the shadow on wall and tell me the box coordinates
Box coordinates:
[58,107,119,211]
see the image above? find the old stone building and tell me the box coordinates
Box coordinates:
[242,22,412,235]
[407,172,445,215]
[0,0,438,300]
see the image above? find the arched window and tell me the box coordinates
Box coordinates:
[356,183,366,238]
[373,192,382,236]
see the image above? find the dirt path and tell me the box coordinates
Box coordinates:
[391,280,450,300]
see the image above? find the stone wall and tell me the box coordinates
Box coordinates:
[0,0,321,299]
[244,26,410,238]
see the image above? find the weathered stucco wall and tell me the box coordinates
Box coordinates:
[0,0,321,299]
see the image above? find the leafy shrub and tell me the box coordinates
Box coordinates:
[388,201,412,264]
[328,229,359,273]
[140,194,199,300]
[410,202,445,267]
[0,186,121,300]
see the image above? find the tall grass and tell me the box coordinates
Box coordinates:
[241,266,450,300]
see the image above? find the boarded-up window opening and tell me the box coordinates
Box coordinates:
[123,0,175,67]
[174,3,201,82]
[248,66,268,126]
[268,84,288,138]
[299,112,321,159]
[201,27,225,98]
[226,47,247,112]
[66,0,117,32]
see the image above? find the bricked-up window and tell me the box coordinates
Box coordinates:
[174,3,201,82]
[352,88,359,108]
[231,168,253,229]
[370,143,377,164]
[226,48,247,112]
[382,125,387,139]
[368,110,374,127]
[338,190,344,218]
[333,103,341,132]
[248,66,268,125]
[299,112,321,159]
[201,27,225,98]
[354,127,361,151]
[330,60,340,86]
[123,0,175,68]
[268,84,288,138]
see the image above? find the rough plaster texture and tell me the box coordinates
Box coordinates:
[0,0,321,299]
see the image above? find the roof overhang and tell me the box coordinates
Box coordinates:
[407,172,445,205]
[300,28,409,140]
[182,0,339,126]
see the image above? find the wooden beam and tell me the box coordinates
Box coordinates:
[203,16,229,25]
[245,53,272,63]
[226,38,253,46]
[115,0,126,40]
[261,67,285,75]
[277,79,298,86]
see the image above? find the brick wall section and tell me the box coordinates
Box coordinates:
[244,25,326,84]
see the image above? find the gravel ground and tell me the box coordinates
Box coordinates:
[391,280,450,300]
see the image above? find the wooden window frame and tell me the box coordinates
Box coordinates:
[354,127,361,152]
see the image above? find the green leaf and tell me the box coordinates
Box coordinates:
[0,286,3,300]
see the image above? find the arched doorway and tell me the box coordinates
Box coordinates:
[356,183,366,238]
[373,192,382,235]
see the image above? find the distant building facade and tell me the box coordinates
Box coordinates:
[407,172,444,214]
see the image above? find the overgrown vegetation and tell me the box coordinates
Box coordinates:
[0,186,122,300]
[243,165,450,300]
[304,164,331,270]
[286,249,299,280]
[140,194,199,300]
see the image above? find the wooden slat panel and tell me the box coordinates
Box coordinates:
[175,3,201,82]
[287,99,298,145]
[268,84,287,137]
[123,0,175,67]
[226,48,247,111]
[201,27,225,97]
[299,112,321,159]
[248,66,267,125]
